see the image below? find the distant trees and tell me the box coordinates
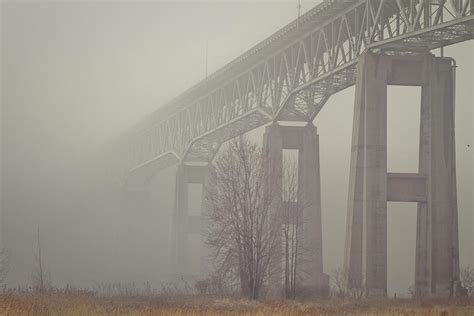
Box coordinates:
[331,267,365,299]
[0,248,8,289]
[31,227,52,292]
[331,267,347,298]
[206,136,279,299]
[407,267,474,297]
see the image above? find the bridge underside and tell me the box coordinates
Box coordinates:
[159,50,463,297]
[115,0,474,298]
[126,16,474,188]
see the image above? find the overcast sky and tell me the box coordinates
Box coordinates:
[1,0,473,296]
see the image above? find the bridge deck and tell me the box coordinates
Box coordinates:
[117,0,474,188]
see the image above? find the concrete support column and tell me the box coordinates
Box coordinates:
[264,121,328,296]
[172,163,209,279]
[345,51,460,297]
[416,57,459,296]
[263,122,283,296]
[345,52,388,296]
[299,123,329,294]
[173,164,188,276]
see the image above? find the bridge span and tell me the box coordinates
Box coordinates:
[112,0,473,297]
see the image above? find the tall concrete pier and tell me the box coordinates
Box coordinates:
[264,122,329,296]
[344,52,459,296]
[172,164,209,279]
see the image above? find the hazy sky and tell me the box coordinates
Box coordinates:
[1,1,473,296]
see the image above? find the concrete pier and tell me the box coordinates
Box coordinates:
[263,122,283,296]
[264,122,329,296]
[172,163,209,279]
[344,51,459,296]
[416,55,459,296]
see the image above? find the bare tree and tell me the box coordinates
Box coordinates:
[331,266,366,299]
[331,266,371,299]
[281,157,312,299]
[461,266,474,296]
[348,286,365,299]
[31,226,52,292]
[331,267,347,298]
[281,158,298,298]
[206,136,279,299]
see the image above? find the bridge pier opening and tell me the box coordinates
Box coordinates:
[386,85,420,297]
[172,163,209,280]
[344,51,460,297]
[264,122,329,297]
[387,202,416,297]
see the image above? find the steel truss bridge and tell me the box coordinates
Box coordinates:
[116,0,473,187]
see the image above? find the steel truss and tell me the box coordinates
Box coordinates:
[120,0,473,186]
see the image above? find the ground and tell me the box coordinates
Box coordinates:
[1,292,473,315]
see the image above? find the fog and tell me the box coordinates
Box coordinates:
[1,1,473,296]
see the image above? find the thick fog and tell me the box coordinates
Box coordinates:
[1,1,473,296]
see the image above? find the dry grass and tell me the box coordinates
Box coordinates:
[0,292,473,315]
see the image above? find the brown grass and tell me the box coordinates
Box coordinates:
[0,292,473,315]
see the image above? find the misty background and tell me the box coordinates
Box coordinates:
[1,1,472,296]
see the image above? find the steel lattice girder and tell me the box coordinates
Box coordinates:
[118,0,474,186]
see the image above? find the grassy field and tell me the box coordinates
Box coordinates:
[1,292,473,316]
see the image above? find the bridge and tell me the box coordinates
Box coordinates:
[112,0,474,297]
